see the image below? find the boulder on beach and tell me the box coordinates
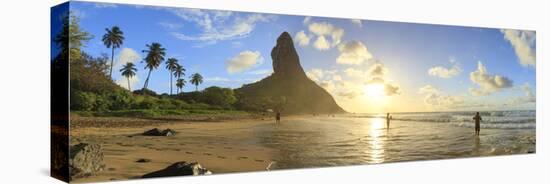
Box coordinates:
[142,161,212,178]
[142,128,176,136]
[69,143,105,179]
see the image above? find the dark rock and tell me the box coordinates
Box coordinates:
[142,128,162,136]
[161,129,176,136]
[142,128,176,136]
[136,158,151,163]
[142,161,212,178]
[69,143,105,179]
[235,32,345,114]
[271,32,307,77]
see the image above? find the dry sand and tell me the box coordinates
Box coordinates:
[69,117,281,183]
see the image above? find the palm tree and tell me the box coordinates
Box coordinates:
[165,58,179,95]
[190,73,203,91]
[173,63,185,80]
[102,26,124,78]
[120,62,137,91]
[176,78,186,94]
[141,42,166,93]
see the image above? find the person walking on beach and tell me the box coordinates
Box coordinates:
[473,112,482,135]
[275,111,281,124]
[386,113,392,129]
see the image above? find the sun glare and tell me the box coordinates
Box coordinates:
[364,83,386,97]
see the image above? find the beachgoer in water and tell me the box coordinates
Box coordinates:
[386,113,392,129]
[276,111,281,124]
[473,112,482,135]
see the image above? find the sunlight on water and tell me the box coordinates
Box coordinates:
[366,118,386,163]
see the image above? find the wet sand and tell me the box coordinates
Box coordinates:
[70,118,280,183]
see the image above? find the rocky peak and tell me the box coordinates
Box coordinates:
[271,32,306,77]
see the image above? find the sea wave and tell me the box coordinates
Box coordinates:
[349,110,535,129]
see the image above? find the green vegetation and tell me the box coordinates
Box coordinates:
[58,14,252,119]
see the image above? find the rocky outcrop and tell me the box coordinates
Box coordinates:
[142,128,176,136]
[235,32,345,114]
[142,161,212,178]
[69,143,105,179]
[271,32,307,78]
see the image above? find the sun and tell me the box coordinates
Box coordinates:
[364,83,386,98]
[362,83,389,106]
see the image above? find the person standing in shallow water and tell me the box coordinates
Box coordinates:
[473,112,482,135]
[275,111,281,124]
[386,113,392,129]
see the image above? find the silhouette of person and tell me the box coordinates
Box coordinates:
[386,113,392,129]
[276,111,281,124]
[473,112,482,135]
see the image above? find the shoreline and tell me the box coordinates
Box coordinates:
[69,116,282,183]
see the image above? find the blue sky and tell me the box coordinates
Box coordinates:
[60,1,536,113]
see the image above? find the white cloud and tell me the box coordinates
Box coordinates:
[294,30,311,47]
[344,67,368,79]
[428,59,462,78]
[226,50,264,73]
[231,41,243,48]
[158,22,183,30]
[247,69,273,75]
[469,61,513,95]
[306,68,326,82]
[368,63,388,76]
[336,41,373,65]
[313,36,330,50]
[169,9,275,44]
[115,48,141,69]
[94,3,117,8]
[116,75,139,91]
[501,29,536,67]
[113,48,141,91]
[383,83,400,96]
[351,19,362,27]
[303,17,312,25]
[418,85,464,107]
[509,83,536,105]
[204,77,230,82]
[302,21,345,50]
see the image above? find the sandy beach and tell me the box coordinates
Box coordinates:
[70,116,281,183]
[69,111,535,183]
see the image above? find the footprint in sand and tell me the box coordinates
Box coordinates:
[203,153,212,156]
[217,156,227,159]
[107,168,116,171]
[254,159,265,162]
[237,156,248,160]
[224,147,233,150]
[185,151,193,154]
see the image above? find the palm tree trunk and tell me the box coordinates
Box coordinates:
[143,69,152,94]
[170,73,173,95]
[195,85,198,91]
[127,77,131,91]
[109,47,114,78]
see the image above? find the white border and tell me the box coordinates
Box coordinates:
[0,0,547,183]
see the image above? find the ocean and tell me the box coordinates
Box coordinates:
[254,110,536,170]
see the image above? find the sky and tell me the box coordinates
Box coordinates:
[58,1,536,113]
